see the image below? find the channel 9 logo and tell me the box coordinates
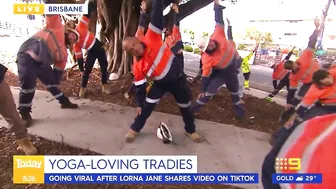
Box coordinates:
[275,158,301,171]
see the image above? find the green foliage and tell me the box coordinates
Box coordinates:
[189,30,195,40]
[184,45,193,52]
[193,47,201,55]
[202,32,209,37]
[237,44,247,51]
[245,28,273,49]
[183,29,188,33]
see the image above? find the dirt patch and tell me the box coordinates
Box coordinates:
[5,69,283,134]
[0,127,243,189]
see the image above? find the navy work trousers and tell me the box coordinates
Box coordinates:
[192,58,244,117]
[17,53,68,113]
[269,73,290,97]
[81,40,108,88]
[130,74,196,134]
[262,104,336,189]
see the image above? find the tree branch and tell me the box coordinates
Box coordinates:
[178,0,213,21]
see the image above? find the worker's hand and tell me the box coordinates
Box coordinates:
[214,0,220,5]
[140,1,146,13]
[136,107,142,116]
[284,104,293,111]
[284,119,294,129]
[80,71,84,77]
[172,3,179,13]
[314,17,320,28]
[198,93,205,99]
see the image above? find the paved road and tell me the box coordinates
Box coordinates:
[184,52,274,89]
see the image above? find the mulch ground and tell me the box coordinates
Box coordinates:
[5,69,284,134]
[2,69,282,188]
[0,127,243,189]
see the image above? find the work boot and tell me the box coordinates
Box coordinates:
[265,96,273,102]
[185,132,201,143]
[244,80,250,89]
[79,87,87,98]
[102,84,112,95]
[233,104,245,119]
[17,138,38,155]
[125,129,138,143]
[60,98,79,109]
[20,112,33,128]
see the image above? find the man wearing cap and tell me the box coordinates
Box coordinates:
[191,0,244,119]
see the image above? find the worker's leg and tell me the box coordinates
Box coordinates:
[80,50,96,97]
[17,53,38,127]
[266,74,289,101]
[243,71,251,89]
[225,74,245,118]
[190,72,224,113]
[0,79,37,155]
[37,64,78,109]
[126,81,165,142]
[168,75,200,142]
[272,80,278,90]
[94,40,111,94]
[237,67,245,98]
[291,83,312,106]
[175,53,184,73]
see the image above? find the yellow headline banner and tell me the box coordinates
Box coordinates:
[13,4,45,15]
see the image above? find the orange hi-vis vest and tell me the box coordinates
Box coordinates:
[299,67,336,108]
[164,25,182,52]
[132,23,175,86]
[201,23,236,77]
[31,15,68,70]
[272,59,290,80]
[276,114,336,189]
[73,16,96,60]
[289,48,320,90]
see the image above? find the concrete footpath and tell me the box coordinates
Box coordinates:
[0,87,285,189]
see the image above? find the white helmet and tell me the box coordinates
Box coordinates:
[196,36,210,52]
[156,122,173,144]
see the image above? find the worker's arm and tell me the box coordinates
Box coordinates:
[201,57,212,92]
[226,19,233,40]
[284,49,294,61]
[136,1,149,40]
[295,85,321,117]
[212,1,226,37]
[133,61,147,107]
[145,0,164,42]
[73,44,84,72]
[300,22,321,61]
[170,4,183,54]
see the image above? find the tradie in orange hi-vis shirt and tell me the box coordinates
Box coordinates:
[266,48,295,102]
[276,114,336,189]
[16,12,78,128]
[192,0,244,119]
[65,1,111,98]
[283,67,336,129]
[121,0,200,144]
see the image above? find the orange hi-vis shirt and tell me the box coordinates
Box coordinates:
[32,15,68,70]
[73,16,96,60]
[272,59,290,80]
[164,25,182,53]
[276,114,336,189]
[201,23,236,77]
[298,67,336,110]
[132,23,175,86]
[289,48,320,89]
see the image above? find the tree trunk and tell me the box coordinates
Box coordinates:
[100,0,213,77]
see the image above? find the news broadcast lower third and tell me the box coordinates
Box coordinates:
[13,155,322,185]
[13,3,88,15]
